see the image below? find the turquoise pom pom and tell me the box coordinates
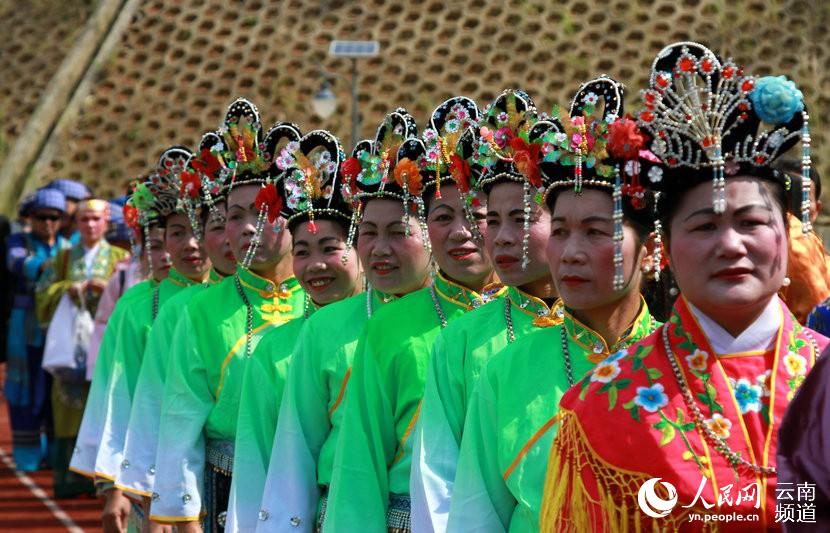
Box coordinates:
[749,75,804,125]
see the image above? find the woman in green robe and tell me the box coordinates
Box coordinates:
[253,109,435,533]
[226,129,365,532]
[148,100,305,532]
[323,100,500,533]
[446,76,661,532]
[411,91,563,532]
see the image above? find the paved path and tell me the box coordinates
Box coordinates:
[0,398,102,532]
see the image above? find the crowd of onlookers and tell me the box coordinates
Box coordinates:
[0,178,168,498]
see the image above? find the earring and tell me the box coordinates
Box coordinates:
[782,276,791,287]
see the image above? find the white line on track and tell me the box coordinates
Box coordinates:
[0,446,85,533]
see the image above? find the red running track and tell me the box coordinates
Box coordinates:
[0,397,103,533]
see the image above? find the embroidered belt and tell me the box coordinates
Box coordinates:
[386,493,411,533]
[205,439,234,476]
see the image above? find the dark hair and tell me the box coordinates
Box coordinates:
[659,177,788,240]
[775,158,821,214]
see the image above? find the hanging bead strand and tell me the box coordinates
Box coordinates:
[801,111,812,233]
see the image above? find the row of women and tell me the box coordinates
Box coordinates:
[70,41,830,532]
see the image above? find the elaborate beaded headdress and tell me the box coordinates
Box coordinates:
[126,146,193,272]
[178,131,231,226]
[340,108,419,256]
[211,98,303,267]
[637,42,811,230]
[420,96,480,197]
[541,76,658,290]
[274,129,354,233]
[471,89,561,268]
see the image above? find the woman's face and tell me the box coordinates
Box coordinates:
[356,198,432,296]
[667,176,787,319]
[225,184,292,273]
[165,212,210,281]
[427,184,492,290]
[203,204,236,276]
[485,181,552,288]
[292,219,361,305]
[146,225,171,280]
[548,189,645,311]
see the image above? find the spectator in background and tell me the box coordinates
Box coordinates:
[12,193,35,234]
[5,188,72,471]
[36,198,129,498]
[46,179,90,244]
[0,215,12,390]
[85,198,171,380]
[776,159,830,324]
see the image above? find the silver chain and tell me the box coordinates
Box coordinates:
[559,313,657,388]
[504,297,516,344]
[429,286,448,329]
[662,326,775,476]
[234,273,254,358]
[559,324,576,386]
[151,284,160,321]
[366,287,374,318]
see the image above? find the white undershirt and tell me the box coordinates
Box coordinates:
[82,242,102,279]
[687,296,781,355]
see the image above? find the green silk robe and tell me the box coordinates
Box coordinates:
[247,289,396,532]
[116,269,226,496]
[149,267,304,522]
[411,286,562,532]
[323,273,501,532]
[446,302,657,533]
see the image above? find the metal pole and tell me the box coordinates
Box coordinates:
[350,57,359,151]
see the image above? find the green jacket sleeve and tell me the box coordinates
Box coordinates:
[447,368,514,532]
[323,331,396,533]
[259,320,331,528]
[149,307,214,521]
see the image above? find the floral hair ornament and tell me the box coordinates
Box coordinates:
[340,108,419,256]
[396,138,434,255]
[275,129,353,235]
[421,96,483,239]
[128,147,192,273]
[540,76,658,289]
[472,89,561,268]
[182,131,231,225]
[638,42,810,231]
[214,97,301,267]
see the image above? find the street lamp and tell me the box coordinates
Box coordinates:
[311,80,337,120]
[324,40,380,150]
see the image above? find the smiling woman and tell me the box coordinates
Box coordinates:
[541,42,830,532]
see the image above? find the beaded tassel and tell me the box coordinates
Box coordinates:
[652,218,663,281]
[142,220,153,276]
[801,112,812,234]
[402,179,411,237]
[416,197,432,255]
[712,144,726,213]
[612,166,624,290]
[521,178,531,270]
[463,194,482,241]
[342,201,362,265]
[185,203,203,242]
[242,205,268,268]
